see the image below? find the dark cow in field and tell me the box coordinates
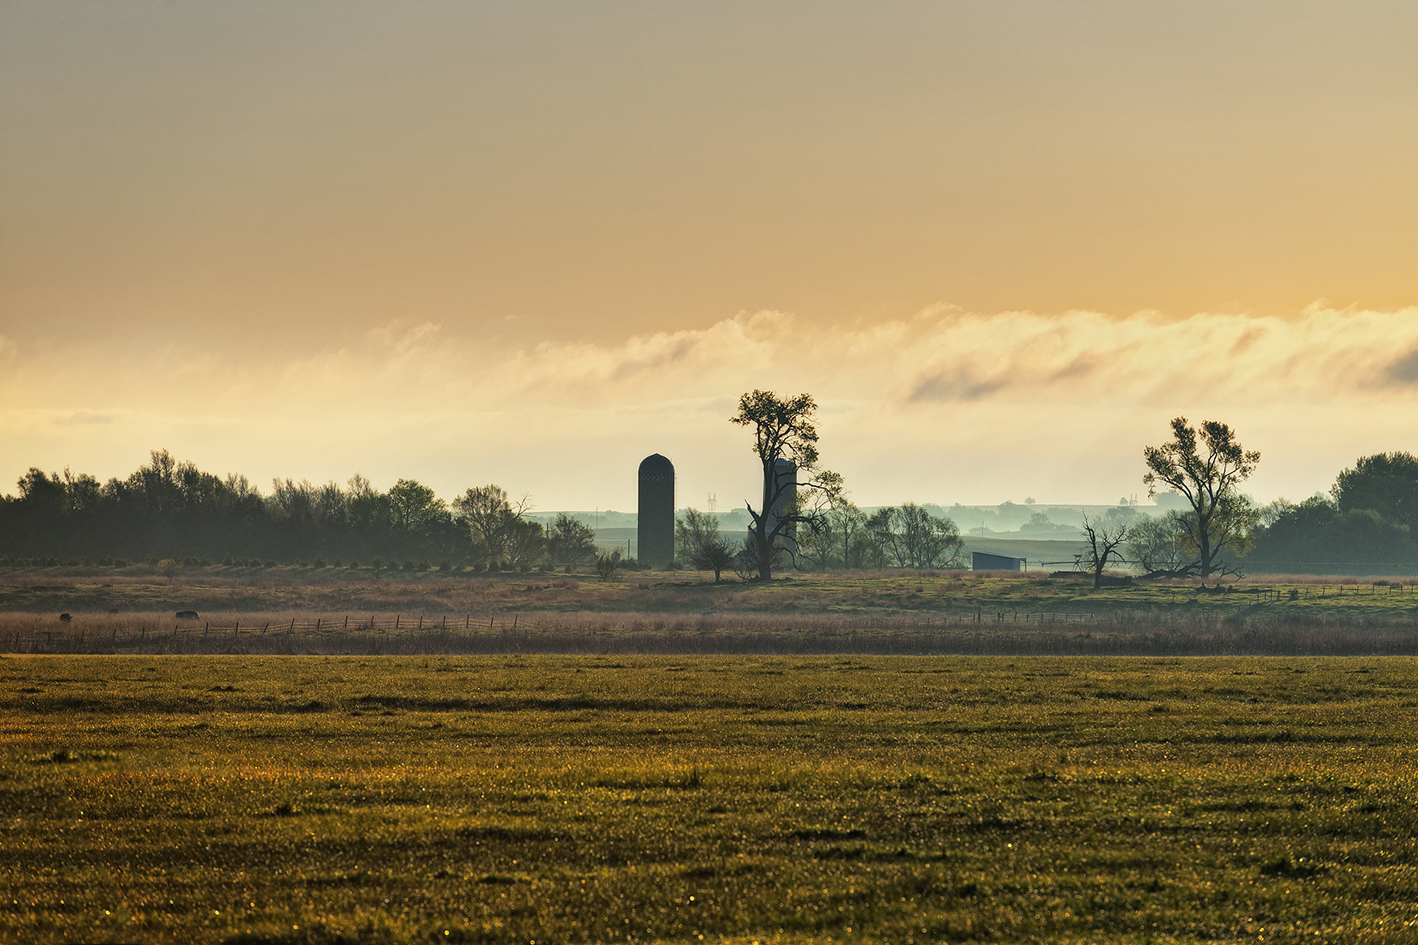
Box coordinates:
[175,610,199,620]
[59,613,72,622]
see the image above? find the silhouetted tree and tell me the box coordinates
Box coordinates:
[1143,418,1260,579]
[594,547,622,581]
[731,390,843,580]
[1127,512,1193,577]
[1079,513,1130,588]
[505,518,546,571]
[676,509,736,582]
[548,513,597,571]
[1332,452,1418,531]
[453,484,532,568]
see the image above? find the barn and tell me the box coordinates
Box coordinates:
[972,551,1025,571]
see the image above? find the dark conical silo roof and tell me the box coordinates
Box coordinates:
[638,453,674,480]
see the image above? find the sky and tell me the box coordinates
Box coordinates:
[2,1,1416,512]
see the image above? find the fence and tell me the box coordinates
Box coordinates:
[0,609,1099,652]
[193,613,526,635]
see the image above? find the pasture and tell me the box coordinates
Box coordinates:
[3,569,1418,657]
[3,654,1417,943]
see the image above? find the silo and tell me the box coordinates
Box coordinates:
[637,453,675,567]
[767,458,798,555]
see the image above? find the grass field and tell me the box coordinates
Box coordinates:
[3,654,1417,943]
[3,569,1417,658]
[4,567,1417,623]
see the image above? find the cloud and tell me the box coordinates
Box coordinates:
[1384,347,1418,385]
[3,305,1418,506]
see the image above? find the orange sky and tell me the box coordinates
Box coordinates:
[2,2,1416,509]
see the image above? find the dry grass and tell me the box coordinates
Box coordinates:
[4,568,1417,656]
[4,606,1418,657]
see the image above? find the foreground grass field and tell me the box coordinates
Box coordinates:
[3,655,1417,943]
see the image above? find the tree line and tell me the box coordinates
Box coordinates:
[1080,419,1418,582]
[0,450,599,572]
[6,399,1417,580]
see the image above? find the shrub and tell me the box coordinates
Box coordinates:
[265,560,279,568]
[417,560,431,572]
[347,560,359,570]
[313,557,327,569]
[113,558,128,568]
[223,555,235,566]
[403,560,417,572]
[439,560,453,572]
[370,557,385,571]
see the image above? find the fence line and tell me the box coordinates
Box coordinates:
[1,609,1101,651]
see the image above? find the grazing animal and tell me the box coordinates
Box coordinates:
[59,613,72,622]
[175,610,199,619]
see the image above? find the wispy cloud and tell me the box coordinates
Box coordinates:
[2,306,1417,506]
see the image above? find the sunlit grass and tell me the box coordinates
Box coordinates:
[2,655,1417,943]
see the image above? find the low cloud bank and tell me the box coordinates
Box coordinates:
[2,305,1416,508]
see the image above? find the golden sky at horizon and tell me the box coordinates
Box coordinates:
[2,2,1416,510]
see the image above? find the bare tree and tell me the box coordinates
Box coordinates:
[594,547,622,582]
[1079,513,1130,588]
[694,537,738,583]
[676,510,737,582]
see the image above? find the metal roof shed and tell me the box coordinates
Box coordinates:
[972,551,1025,571]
